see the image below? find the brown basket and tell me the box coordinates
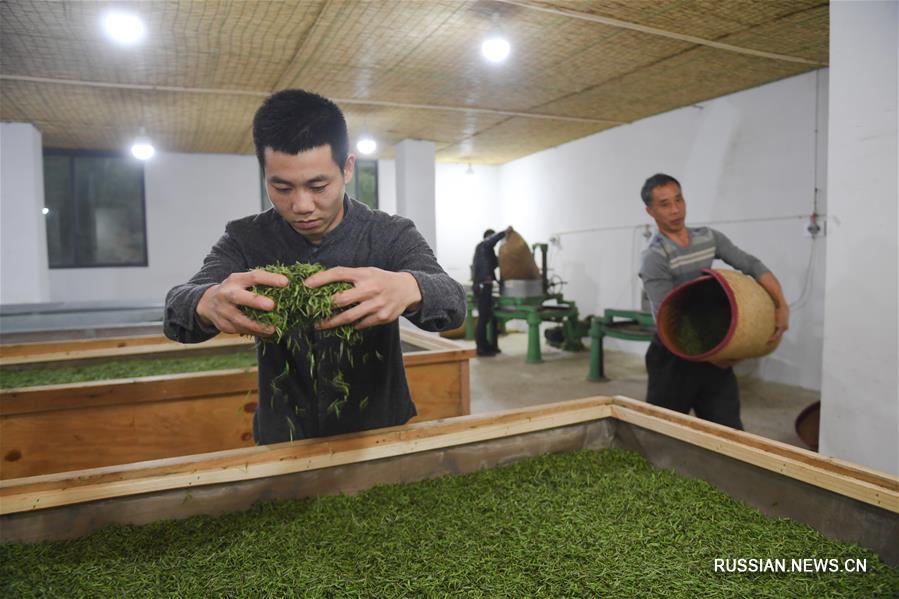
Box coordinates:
[656,268,779,361]
[498,229,541,280]
[794,401,820,451]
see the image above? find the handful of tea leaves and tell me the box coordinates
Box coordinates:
[242,262,360,345]
[242,262,367,422]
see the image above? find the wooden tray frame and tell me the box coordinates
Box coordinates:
[1,329,474,479]
[1,396,896,565]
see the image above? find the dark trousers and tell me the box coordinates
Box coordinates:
[645,335,743,430]
[473,281,499,352]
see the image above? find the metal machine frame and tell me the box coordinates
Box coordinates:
[466,243,585,363]
[588,308,656,380]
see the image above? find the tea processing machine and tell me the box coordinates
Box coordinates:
[464,242,658,372]
[466,243,585,363]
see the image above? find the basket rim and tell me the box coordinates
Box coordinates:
[656,268,739,361]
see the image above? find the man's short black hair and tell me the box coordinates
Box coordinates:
[252,89,349,170]
[483,229,496,239]
[641,173,681,206]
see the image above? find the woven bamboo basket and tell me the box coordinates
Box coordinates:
[656,268,779,361]
[498,229,541,280]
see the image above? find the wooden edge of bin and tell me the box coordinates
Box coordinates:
[0,328,467,368]
[1,396,896,517]
[611,396,899,511]
[0,368,259,416]
[0,334,173,358]
[460,360,471,415]
[0,396,616,515]
[404,349,477,366]
[0,334,254,367]
[399,327,474,352]
[0,343,475,417]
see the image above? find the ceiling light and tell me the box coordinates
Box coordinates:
[41,207,49,215]
[482,13,511,64]
[356,137,377,155]
[102,11,146,46]
[482,36,511,63]
[131,129,155,160]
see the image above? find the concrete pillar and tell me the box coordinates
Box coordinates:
[376,159,397,215]
[394,139,436,250]
[819,1,898,474]
[0,123,49,304]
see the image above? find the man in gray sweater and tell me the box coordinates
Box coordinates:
[164,89,465,444]
[638,173,789,429]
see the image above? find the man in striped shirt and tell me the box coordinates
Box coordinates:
[638,173,789,429]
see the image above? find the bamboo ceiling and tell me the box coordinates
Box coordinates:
[0,0,828,164]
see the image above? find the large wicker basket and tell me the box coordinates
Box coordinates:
[498,229,541,280]
[656,268,779,361]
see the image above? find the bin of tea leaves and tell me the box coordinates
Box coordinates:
[656,268,780,362]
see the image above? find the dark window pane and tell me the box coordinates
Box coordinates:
[43,151,147,268]
[43,155,75,267]
[350,160,378,210]
[74,156,145,265]
[358,163,378,209]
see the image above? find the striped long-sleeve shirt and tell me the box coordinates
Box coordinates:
[639,227,770,317]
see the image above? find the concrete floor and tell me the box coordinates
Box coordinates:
[462,331,820,449]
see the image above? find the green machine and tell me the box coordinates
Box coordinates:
[587,308,656,381]
[465,243,585,364]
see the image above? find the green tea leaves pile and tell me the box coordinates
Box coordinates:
[3,449,896,597]
[0,350,257,389]
[676,309,732,355]
[242,262,360,347]
[669,280,733,355]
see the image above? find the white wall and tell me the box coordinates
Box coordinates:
[497,70,828,391]
[0,123,49,303]
[47,151,261,302]
[819,1,898,475]
[3,148,492,306]
[435,163,503,284]
[378,160,502,285]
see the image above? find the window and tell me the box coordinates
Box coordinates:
[43,150,148,268]
[348,159,378,209]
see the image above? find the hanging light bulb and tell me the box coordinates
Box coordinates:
[481,13,511,63]
[131,128,155,160]
[357,136,377,155]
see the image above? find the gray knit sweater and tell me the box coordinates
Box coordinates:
[164,196,465,444]
[639,227,770,317]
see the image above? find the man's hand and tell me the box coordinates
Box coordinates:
[196,270,289,336]
[769,304,790,346]
[304,266,422,330]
